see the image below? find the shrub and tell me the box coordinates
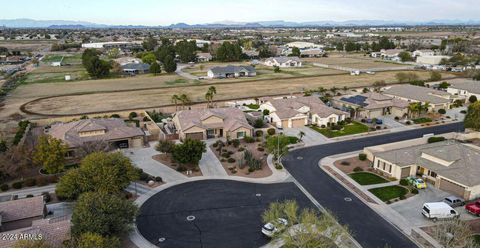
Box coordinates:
[212,143,218,148]
[238,147,245,152]
[257,147,265,152]
[460,110,467,114]
[227,158,236,163]
[399,179,408,186]
[26,194,34,198]
[177,166,187,172]
[24,178,36,187]
[244,136,255,143]
[376,126,381,130]
[253,119,264,128]
[411,188,419,194]
[0,184,9,191]
[12,181,23,189]
[340,161,350,166]
[248,167,255,173]
[267,128,276,135]
[360,119,366,123]
[255,130,263,137]
[394,116,400,121]
[220,158,226,162]
[358,153,367,161]
[353,166,364,172]
[155,176,163,182]
[275,163,283,169]
[399,195,406,200]
[438,109,446,114]
[320,125,326,128]
[139,172,149,181]
[128,112,138,120]
[232,139,240,148]
[110,114,120,118]
[405,121,411,125]
[427,136,446,143]
[221,152,230,158]
[42,192,51,202]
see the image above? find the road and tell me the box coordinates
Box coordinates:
[176,64,199,80]
[282,122,464,248]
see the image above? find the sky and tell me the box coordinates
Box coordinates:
[2,0,480,25]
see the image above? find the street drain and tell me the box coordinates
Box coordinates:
[344,197,352,202]
[297,156,303,160]
[186,215,196,221]
[158,237,166,242]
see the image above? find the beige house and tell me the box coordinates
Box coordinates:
[172,108,253,140]
[372,141,480,200]
[0,196,46,232]
[383,84,454,112]
[331,92,410,119]
[260,96,347,128]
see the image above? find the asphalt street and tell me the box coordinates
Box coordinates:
[282,122,465,248]
[136,180,314,248]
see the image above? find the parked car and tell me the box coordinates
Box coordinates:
[406,176,427,189]
[261,218,288,237]
[443,196,465,208]
[422,202,459,222]
[375,119,383,125]
[465,200,480,216]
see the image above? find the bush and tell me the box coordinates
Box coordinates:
[221,152,230,158]
[232,139,240,148]
[0,184,9,191]
[428,136,446,143]
[394,116,400,121]
[155,176,163,182]
[257,147,265,152]
[255,130,263,137]
[353,166,364,172]
[253,119,264,128]
[405,121,411,125]
[320,125,326,128]
[12,181,23,189]
[42,192,51,202]
[275,163,283,169]
[399,179,408,186]
[340,161,350,166]
[358,153,367,161]
[128,112,138,120]
[460,110,467,114]
[376,126,381,130]
[139,172,149,181]
[212,143,218,148]
[238,147,245,152]
[411,188,419,194]
[177,166,187,172]
[267,128,276,135]
[110,114,120,118]
[26,194,34,198]
[244,136,255,143]
[399,195,406,200]
[24,178,36,187]
[227,158,236,163]
[438,109,446,114]
[248,167,255,173]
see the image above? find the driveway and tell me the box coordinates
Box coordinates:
[446,107,467,121]
[282,126,330,145]
[381,115,412,131]
[176,64,199,80]
[282,122,464,248]
[198,147,228,177]
[391,184,477,227]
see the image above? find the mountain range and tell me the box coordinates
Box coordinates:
[1,18,480,29]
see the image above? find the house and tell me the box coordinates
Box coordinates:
[196,52,212,62]
[370,52,382,58]
[413,49,435,57]
[0,196,46,232]
[371,141,480,200]
[264,57,302,68]
[172,108,253,140]
[383,84,453,111]
[207,65,256,79]
[446,79,480,102]
[121,63,150,75]
[45,118,145,158]
[380,49,404,61]
[416,55,451,65]
[81,41,142,50]
[300,48,324,57]
[285,42,322,49]
[260,96,347,128]
[331,92,410,119]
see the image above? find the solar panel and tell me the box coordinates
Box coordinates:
[340,95,368,107]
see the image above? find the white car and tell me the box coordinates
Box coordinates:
[261,218,288,237]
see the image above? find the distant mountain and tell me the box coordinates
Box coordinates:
[1,18,480,29]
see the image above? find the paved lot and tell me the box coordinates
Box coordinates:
[391,184,477,227]
[136,180,314,248]
[282,122,464,248]
[282,126,330,145]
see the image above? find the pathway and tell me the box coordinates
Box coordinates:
[198,146,228,177]
[175,63,199,80]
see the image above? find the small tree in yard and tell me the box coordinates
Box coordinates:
[431,219,476,248]
[430,71,442,81]
[266,135,291,162]
[253,118,264,128]
[172,139,206,165]
[33,136,68,174]
[464,101,480,131]
[76,232,120,248]
[150,62,161,75]
[0,140,7,153]
[273,66,281,73]
[13,240,49,248]
[156,140,175,154]
[469,95,477,103]
[298,131,305,142]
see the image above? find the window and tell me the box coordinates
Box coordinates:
[388,164,392,173]
[382,162,386,171]
[429,171,437,178]
[237,131,246,139]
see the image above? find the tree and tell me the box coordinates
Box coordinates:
[76,232,120,248]
[469,95,477,103]
[84,56,111,78]
[172,139,206,165]
[258,45,273,58]
[344,41,357,52]
[155,39,176,63]
[171,94,180,111]
[155,140,175,154]
[298,131,305,141]
[149,62,161,75]
[395,72,419,83]
[262,200,351,248]
[72,191,138,237]
[431,219,476,248]
[290,47,301,57]
[142,35,158,51]
[216,42,243,62]
[106,48,120,59]
[373,80,386,92]
[253,118,264,128]
[465,101,480,131]
[273,66,281,73]
[13,240,50,248]
[0,140,7,153]
[33,136,68,174]
[179,94,191,109]
[266,135,291,162]
[141,52,157,65]
[163,55,177,73]
[438,81,450,89]
[430,71,442,81]
[205,86,217,108]
[175,39,197,63]
[398,51,413,62]
[56,152,139,200]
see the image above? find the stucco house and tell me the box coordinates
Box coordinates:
[264,56,302,67]
[446,79,480,102]
[371,141,480,200]
[172,108,253,140]
[413,49,435,57]
[207,65,256,79]
[196,52,212,62]
[331,92,410,119]
[121,63,150,75]
[260,96,347,128]
[383,84,454,112]
[380,49,404,61]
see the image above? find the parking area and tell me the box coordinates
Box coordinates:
[390,184,477,227]
[282,126,330,145]
[136,180,314,248]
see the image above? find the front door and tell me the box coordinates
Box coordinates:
[219,129,224,137]
[206,129,215,139]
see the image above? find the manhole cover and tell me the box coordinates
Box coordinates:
[186,215,196,221]
[256,193,261,197]
[158,237,166,242]
[344,197,352,202]
[297,156,303,160]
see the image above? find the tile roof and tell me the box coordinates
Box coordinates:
[266,56,301,64]
[0,196,45,223]
[47,118,144,148]
[383,84,452,104]
[268,96,347,119]
[335,92,409,110]
[209,65,255,74]
[121,63,150,71]
[175,108,253,132]
[448,79,480,95]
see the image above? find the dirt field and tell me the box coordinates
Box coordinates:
[302,55,408,70]
[20,70,455,116]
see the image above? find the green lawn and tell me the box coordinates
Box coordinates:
[246,103,260,109]
[310,121,369,138]
[413,117,432,124]
[349,172,389,185]
[368,185,408,202]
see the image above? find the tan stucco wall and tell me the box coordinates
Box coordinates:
[201,116,224,125]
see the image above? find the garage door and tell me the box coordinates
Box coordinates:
[400,167,411,178]
[291,118,306,128]
[281,120,289,128]
[185,132,204,140]
[439,178,466,198]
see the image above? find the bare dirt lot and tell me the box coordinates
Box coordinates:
[302,55,408,70]
[19,70,455,115]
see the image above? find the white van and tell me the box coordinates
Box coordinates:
[422,202,459,222]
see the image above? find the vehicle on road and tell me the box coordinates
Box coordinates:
[465,199,480,216]
[406,176,427,189]
[261,218,288,237]
[422,202,459,222]
[443,196,465,208]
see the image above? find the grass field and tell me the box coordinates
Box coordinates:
[42,54,82,65]
[23,65,89,84]
[349,172,389,185]
[18,70,455,115]
[369,185,408,202]
[310,121,369,138]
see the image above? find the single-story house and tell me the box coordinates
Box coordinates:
[172,108,254,140]
[380,49,405,61]
[0,196,46,232]
[446,79,480,102]
[416,55,451,65]
[383,84,454,112]
[121,63,150,75]
[372,141,480,200]
[300,48,324,57]
[45,118,145,158]
[285,42,322,49]
[197,52,212,62]
[264,56,302,68]
[207,65,256,79]
[260,96,347,128]
[331,92,410,119]
[413,49,434,57]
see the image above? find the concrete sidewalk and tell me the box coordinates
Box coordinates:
[363,180,400,190]
[0,184,56,198]
[198,146,228,177]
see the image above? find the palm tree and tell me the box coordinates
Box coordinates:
[330,86,338,95]
[205,86,217,108]
[298,131,305,142]
[171,94,180,111]
[317,87,327,96]
[408,102,421,118]
[179,94,191,109]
